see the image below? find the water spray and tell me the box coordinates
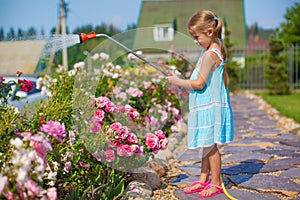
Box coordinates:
[79,32,168,76]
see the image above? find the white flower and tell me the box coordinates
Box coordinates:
[73,61,85,70]
[99,52,110,60]
[16,168,27,184]
[91,53,100,60]
[68,69,76,76]
[36,77,43,89]
[112,73,119,79]
[10,137,23,149]
[56,65,65,73]
[0,174,8,195]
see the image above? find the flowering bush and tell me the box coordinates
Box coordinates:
[0,48,187,199]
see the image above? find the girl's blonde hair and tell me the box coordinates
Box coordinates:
[188,10,226,60]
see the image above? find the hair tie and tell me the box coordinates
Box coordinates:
[214,16,218,21]
[220,38,223,42]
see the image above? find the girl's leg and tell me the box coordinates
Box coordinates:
[199,144,222,196]
[199,146,211,182]
[184,147,211,192]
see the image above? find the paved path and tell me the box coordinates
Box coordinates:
[170,94,300,200]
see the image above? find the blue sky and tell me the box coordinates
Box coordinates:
[0,0,299,35]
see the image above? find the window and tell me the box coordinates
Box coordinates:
[153,24,174,41]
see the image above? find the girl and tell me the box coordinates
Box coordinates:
[166,10,234,198]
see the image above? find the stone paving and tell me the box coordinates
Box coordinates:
[170,94,300,200]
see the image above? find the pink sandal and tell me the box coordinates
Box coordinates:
[183,181,209,194]
[198,183,223,198]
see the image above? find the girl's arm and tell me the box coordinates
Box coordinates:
[166,52,216,90]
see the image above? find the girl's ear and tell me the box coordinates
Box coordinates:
[206,28,214,37]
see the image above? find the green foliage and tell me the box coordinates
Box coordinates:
[265,35,290,95]
[223,24,240,92]
[279,2,300,45]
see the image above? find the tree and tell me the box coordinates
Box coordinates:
[7,28,15,40]
[26,26,37,36]
[279,2,300,45]
[223,17,239,92]
[0,28,4,41]
[17,28,25,38]
[265,34,290,95]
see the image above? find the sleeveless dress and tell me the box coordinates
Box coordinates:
[187,48,234,148]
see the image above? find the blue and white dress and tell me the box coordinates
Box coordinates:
[188,48,234,148]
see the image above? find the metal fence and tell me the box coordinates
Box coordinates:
[232,44,300,91]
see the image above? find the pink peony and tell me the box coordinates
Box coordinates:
[144,133,159,149]
[94,109,105,121]
[40,120,66,142]
[117,126,129,140]
[155,130,166,139]
[18,79,33,92]
[108,139,120,148]
[89,116,102,133]
[94,96,115,112]
[110,122,122,132]
[126,133,138,144]
[159,138,169,150]
[117,144,134,157]
[126,87,143,97]
[47,187,57,200]
[24,178,40,196]
[104,149,115,162]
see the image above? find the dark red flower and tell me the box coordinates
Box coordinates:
[16,71,23,77]
[18,79,33,92]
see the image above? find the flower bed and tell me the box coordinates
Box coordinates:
[0,50,189,199]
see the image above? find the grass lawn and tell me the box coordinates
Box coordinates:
[256,92,300,124]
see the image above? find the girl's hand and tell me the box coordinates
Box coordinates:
[166,72,181,85]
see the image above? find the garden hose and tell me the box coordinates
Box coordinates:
[220,175,238,200]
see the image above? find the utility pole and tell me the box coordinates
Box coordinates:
[47,0,68,73]
[60,0,68,70]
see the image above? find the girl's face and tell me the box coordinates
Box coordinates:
[189,28,213,49]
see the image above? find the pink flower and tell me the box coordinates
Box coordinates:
[136,145,144,157]
[115,105,125,113]
[155,130,166,139]
[144,133,159,149]
[110,122,122,132]
[32,142,47,162]
[125,105,140,121]
[24,178,40,196]
[117,144,134,157]
[108,139,120,148]
[47,187,57,200]
[0,174,8,195]
[126,87,143,97]
[171,125,178,132]
[89,116,102,133]
[63,161,71,173]
[157,60,164,65]
[94,96,115,112]
[143,81,152,89]
[126,133,138,144]
[92,150,102,162]
[40,120,66,142]
[104,149,115,162]
[117,126,129,140]
[18,79,33,92]
[159,138,169,150]
[94,109,105,121]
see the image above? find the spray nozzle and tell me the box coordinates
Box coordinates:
[79,32,97,43]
